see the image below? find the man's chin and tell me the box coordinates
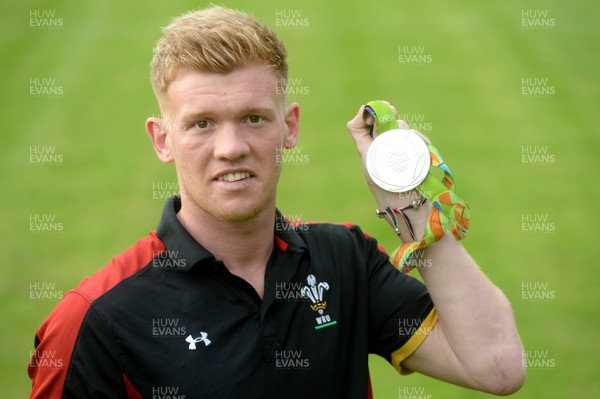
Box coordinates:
[211,202,269,224]
[182,189,275,224]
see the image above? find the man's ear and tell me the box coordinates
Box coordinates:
[145,117,174,163]
[283,102,300,149]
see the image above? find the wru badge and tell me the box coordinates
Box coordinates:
[301,274,337,330]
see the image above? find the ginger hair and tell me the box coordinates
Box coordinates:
[150,6,288,107]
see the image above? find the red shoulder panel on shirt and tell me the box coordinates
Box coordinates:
[28,231,165,398]
[316,220,390,255]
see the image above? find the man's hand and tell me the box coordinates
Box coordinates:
[345,103,431,239]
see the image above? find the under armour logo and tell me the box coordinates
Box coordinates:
[185,332,211,350]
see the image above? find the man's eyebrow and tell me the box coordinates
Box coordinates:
[179,111,214,126]
[239,107,277,118]
[180,107,277,125]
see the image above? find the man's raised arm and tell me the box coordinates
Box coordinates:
[346,104,526,395]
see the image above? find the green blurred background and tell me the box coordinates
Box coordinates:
[1,0,598,397]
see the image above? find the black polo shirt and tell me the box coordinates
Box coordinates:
[29,196,436,398]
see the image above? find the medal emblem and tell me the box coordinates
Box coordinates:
[366,129,430,193]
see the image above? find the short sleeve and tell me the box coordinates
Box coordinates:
[391,308,437,374]
[364,232,436,373]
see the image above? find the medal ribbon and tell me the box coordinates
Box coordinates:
[364,101,471,273]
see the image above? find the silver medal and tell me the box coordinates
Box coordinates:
[366,129,430,193]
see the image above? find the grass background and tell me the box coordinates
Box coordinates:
[1,0,598,397]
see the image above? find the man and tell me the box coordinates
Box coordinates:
[28,6,525,398]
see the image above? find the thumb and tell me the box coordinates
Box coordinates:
[346,105,375,155]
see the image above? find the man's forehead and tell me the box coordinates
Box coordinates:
[165,64,282,115]
[170,65,277,94]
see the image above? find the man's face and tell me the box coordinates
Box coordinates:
[157,63,299,223]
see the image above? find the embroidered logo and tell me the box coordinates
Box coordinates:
[300,274,337,330]
[185,332,211,350]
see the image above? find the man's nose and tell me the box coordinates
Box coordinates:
[213,123,250,160]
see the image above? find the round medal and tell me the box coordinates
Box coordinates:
[366,129,430,193]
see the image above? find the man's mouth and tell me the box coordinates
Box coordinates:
[216,172,251,182]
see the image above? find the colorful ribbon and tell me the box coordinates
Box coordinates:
[364,101,471,273]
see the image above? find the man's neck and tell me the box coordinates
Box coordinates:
[176,201,275,298]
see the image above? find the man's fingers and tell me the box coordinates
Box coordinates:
[397,119,409,130]
[410,129,431,144]
[346,103,432,156]
[346,105,370,132]
[396,119,431,144]
[346,105,374,154]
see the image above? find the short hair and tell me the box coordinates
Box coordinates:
[150,6,288,104]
